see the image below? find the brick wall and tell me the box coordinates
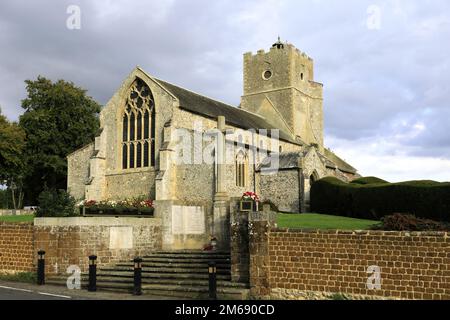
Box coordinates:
[0,222,34,273]
[254,228,450,300]
[34,217,162,275]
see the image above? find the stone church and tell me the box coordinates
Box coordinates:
[67,39,358,250]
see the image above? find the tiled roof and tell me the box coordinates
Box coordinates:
[258,148,357,174]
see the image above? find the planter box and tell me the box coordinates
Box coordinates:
[80,206,154,217]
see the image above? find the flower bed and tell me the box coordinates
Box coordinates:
[77,198,154,216]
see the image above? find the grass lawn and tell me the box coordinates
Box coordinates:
[0,214,34,223]
[277,213,379,230]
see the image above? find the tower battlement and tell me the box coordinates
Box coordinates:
[244,43,313,61]
[241,39,324,150]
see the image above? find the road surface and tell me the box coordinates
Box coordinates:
[0,284,74,300]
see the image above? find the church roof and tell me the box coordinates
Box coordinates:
[257,148,357,174]
[155,79,299,144]
[322,149,357,174]
[154,77,356,175]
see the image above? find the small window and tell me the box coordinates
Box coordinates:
[301,73,304,80]
[279,146,283,153]
[235,151,248,187]
[262,70,272,80]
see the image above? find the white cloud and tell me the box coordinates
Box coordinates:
[0,0,449,182]
[327,135,450,182]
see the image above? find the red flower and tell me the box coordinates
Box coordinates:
[85,200,97,207]
[242,192,260,202]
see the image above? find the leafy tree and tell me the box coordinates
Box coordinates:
[35,189,77,217]
[19,76,101,205]
[0,107,26,208]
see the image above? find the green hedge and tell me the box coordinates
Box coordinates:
[311,177,450,222]
[350,176,388,185]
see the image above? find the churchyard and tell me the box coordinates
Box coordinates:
[1,38,448,301]
[0,213,379,230]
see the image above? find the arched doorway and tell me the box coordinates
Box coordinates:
[309,171,319,188]
[304,171,319,213]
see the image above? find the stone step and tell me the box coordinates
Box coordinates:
[151,250,230,255]
[143,253,231,260]
[49,274,246,287]
[139,257,230,264]
[45,251,245,299]
[96,269,232,280]
[51,275,248,288]
[46,277,249,299]
[114,262,230,269]
[99,266,230,275]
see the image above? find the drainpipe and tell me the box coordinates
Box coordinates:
[252,131,256,194]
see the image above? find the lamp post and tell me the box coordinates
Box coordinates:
[88,255,97,292]
[133,257,143,296]
[208,261,217,300]
[37,250,46,285]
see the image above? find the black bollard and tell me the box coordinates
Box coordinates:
[208,261,217,300]
[37,250,46,285]
[133,257,143,296]
[88,255,97,292]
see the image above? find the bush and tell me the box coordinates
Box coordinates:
[311,177,450,222]
[372,213,450,231]
[36,189,78,217]
[350,176,388,185]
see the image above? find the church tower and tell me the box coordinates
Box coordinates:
[240,38,324,150]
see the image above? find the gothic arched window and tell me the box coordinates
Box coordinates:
[122,78,156,169]
[235,151,248,187]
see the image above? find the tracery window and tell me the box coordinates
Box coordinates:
[236,151,248,187]
[122,78,156,169]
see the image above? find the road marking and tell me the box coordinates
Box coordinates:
[37,292,72,299]
[0,285,33,293]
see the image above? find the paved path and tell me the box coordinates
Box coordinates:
[0,284,76,300]
[0,280,176,300]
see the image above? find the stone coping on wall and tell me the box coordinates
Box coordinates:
[34,216,161,227]
[270,227,449,238]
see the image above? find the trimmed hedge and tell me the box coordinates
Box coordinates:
[311,177,450,222]
[350,176,388,185]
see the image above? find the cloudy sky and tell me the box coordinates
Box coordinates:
[1,0,449,182]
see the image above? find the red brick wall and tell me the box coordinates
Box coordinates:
[0,222,34,273]
[265,229,450,300]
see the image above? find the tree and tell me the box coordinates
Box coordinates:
[0,107,26,209]
[19,76,101,204]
